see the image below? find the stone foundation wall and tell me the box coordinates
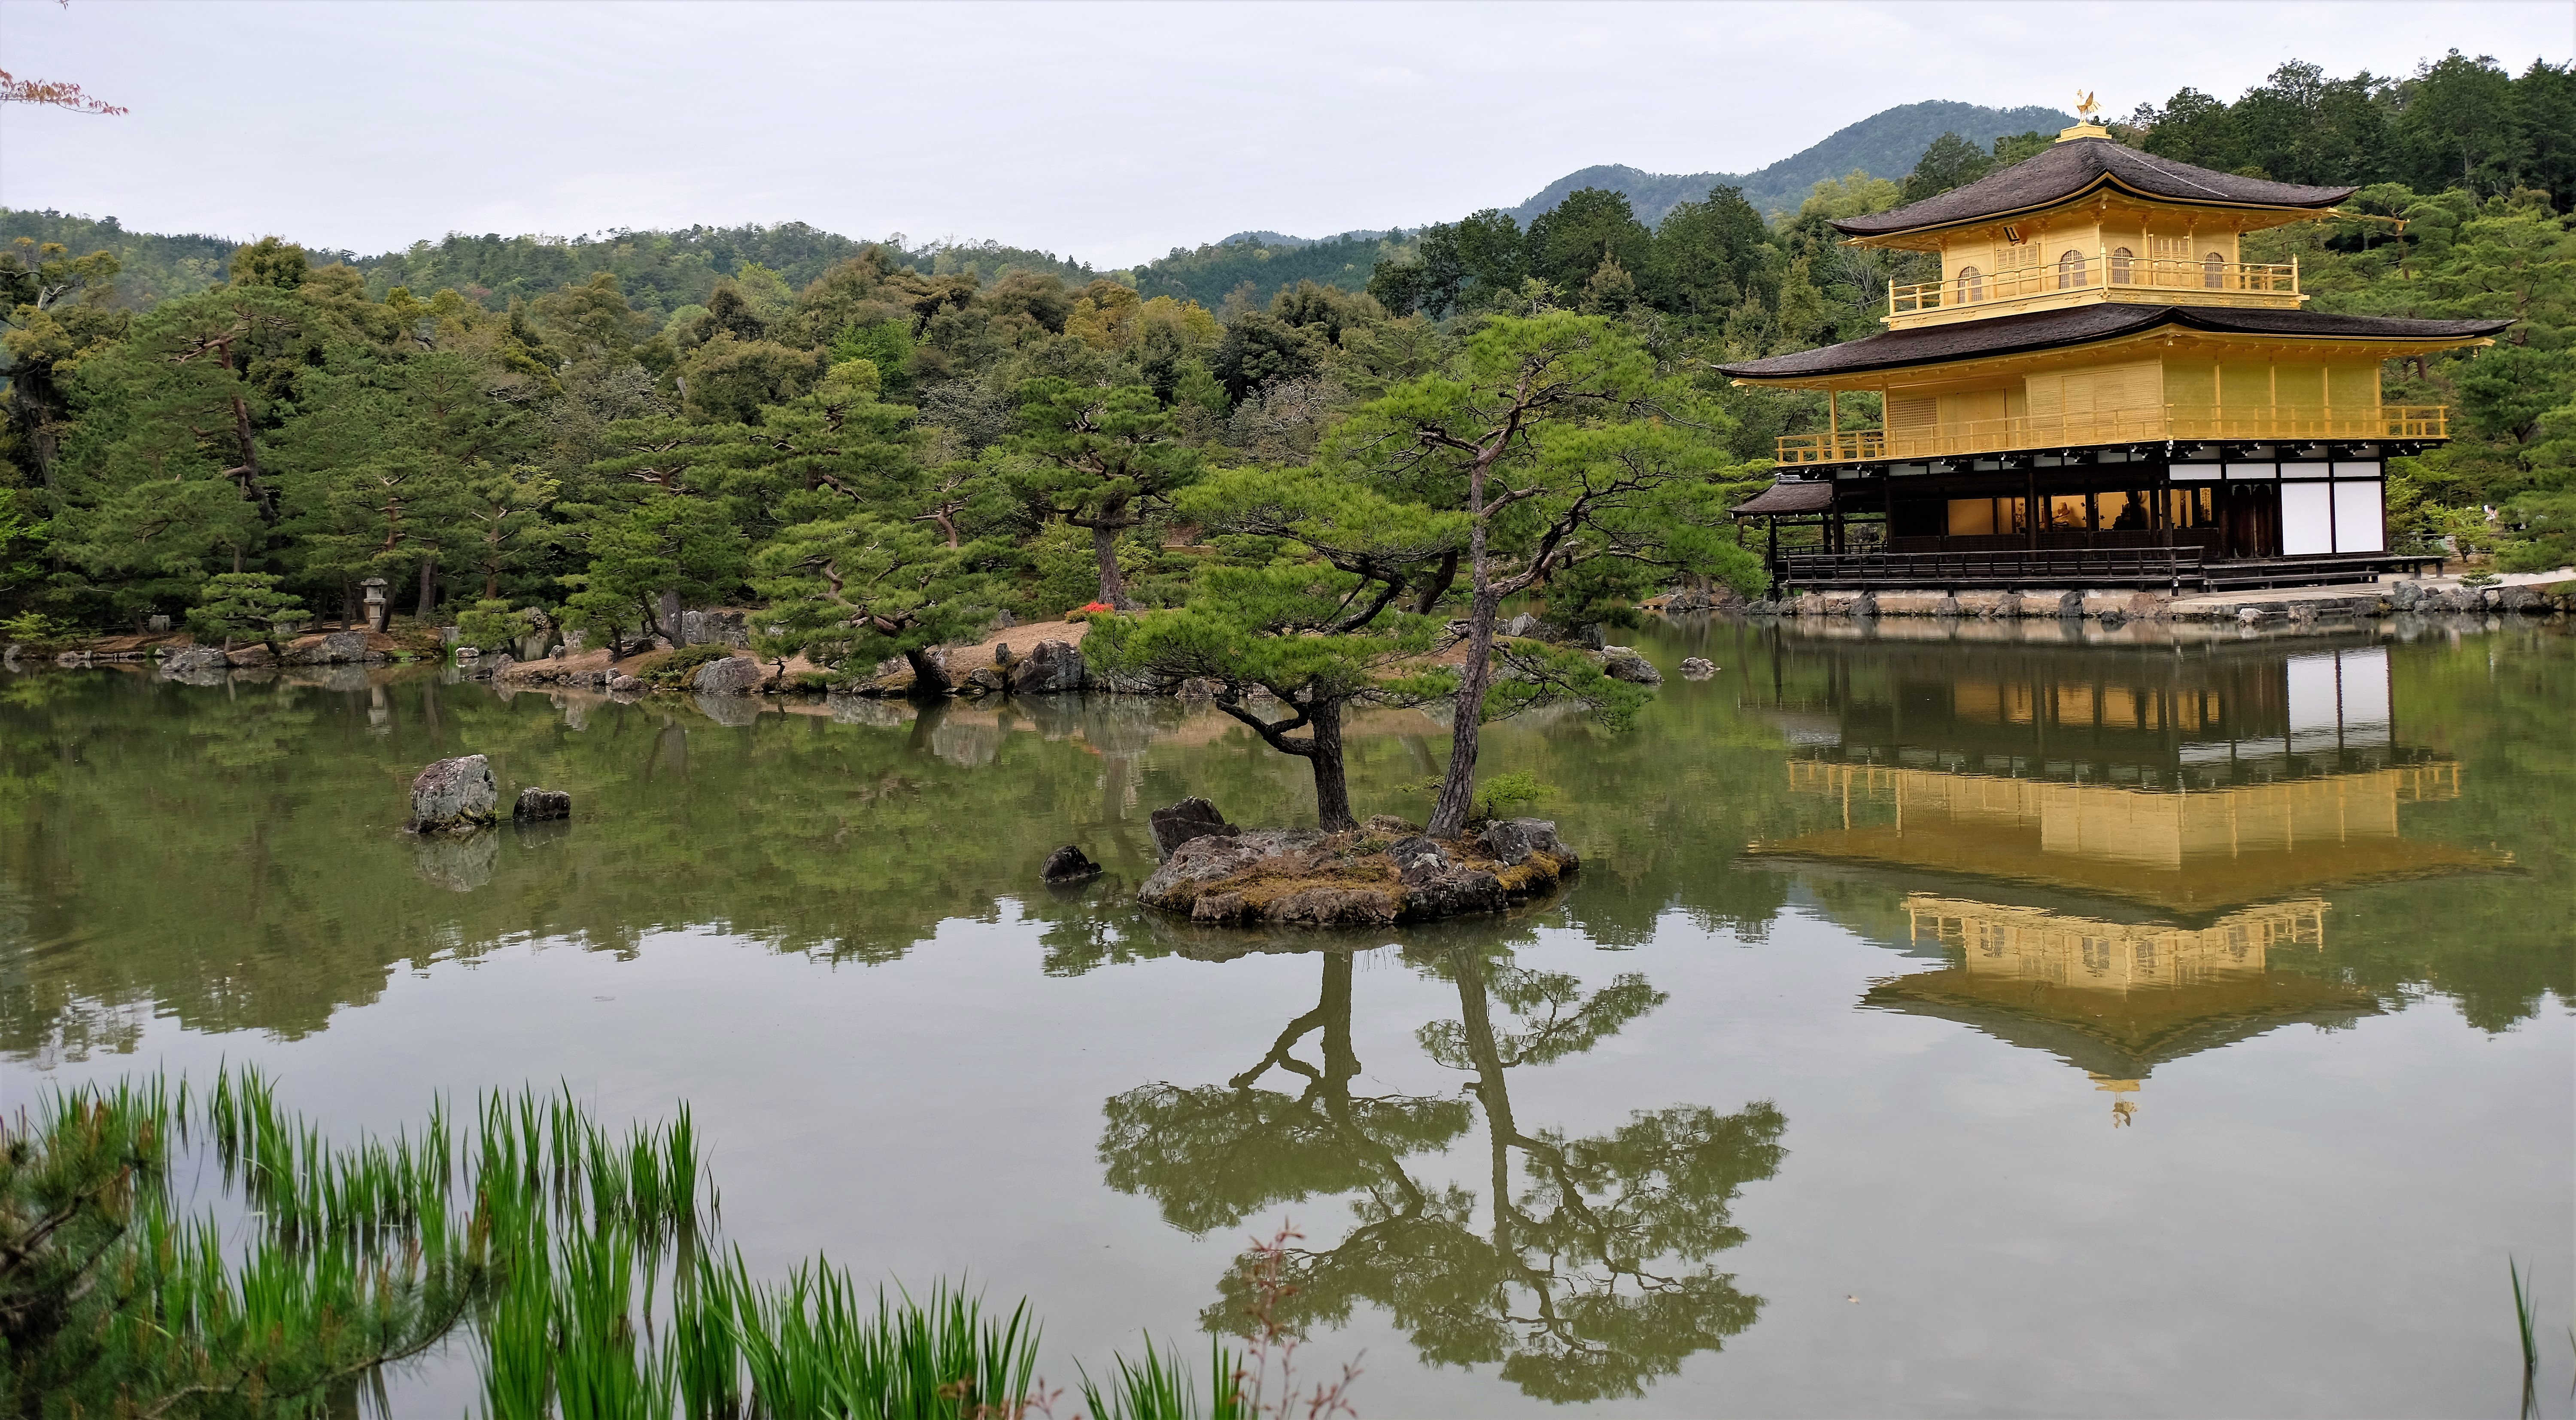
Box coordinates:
[1742,582,2574,622]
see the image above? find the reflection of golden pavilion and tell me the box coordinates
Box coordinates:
[1863,895,2373,1117]
[1782,756,2466,912]
[1754,642,2487,912]
[1745,636,2501,1117]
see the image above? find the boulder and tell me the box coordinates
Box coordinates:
[159,645,231,678]
[2497,584,2542,613]
[677,609,750,648]
[956,666,1005,697]
[2051,589,2085,618]
[1139,827,1325,912]
[1364,814,1421,835]
[1680,656,1716,679]
[408,754,498,833]
[1177,676,1223,701]
[1150,796,1238,859]
[1040,844,1103,884]
[1601,646,1662,684]
[283,630,373,665]
[606,671,647,694]
[1010,639,1086,695]
[690,655,764,695]
[1479,817,1576,868]
[2389,580,2424,611]
[1388,835,1507,917]
[1499,613,1540,638]
[513,786,572,821]
[225,644,276,668]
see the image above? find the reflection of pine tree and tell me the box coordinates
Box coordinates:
[1097,947,1787,1404]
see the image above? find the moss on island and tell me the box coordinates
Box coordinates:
[1136,806,1577,928]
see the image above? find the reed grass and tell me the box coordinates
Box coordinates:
[7,1068,1355,1420]
[1078,1334,1248,1420]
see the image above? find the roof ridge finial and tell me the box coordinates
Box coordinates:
[2058,91,2111,143]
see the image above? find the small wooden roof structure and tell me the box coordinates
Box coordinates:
[1730,480,1837,516]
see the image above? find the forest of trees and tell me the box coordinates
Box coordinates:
[1,51,2570,667]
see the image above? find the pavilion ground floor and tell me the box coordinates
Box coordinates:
[1735,443,2440,593]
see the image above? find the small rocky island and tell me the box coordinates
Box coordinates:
[1132,798,1577,928]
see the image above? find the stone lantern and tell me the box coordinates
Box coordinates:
[361,577,389,632]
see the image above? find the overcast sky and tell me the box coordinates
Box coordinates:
[2,1,2568,268]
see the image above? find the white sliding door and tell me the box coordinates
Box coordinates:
[2333,480,2385,552]
[2281,481,2334,555]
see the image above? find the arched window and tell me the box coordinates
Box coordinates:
[1955,266,1984,303]
[2108,246,2134,284]
[2057,249,2087,289]
[2203,251,2225,288]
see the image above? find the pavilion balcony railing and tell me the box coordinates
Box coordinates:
[1888,255,2301,318]
[1773,405,2449,466]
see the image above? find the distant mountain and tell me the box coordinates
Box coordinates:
[1176,100,2079,298]
[1212,229,1394,251]
[1504,100,2078,226]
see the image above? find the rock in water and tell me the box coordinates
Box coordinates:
[1680,657,1716,678]
[513,787,571,822]
[1149,796,1237,859]
[1479,818,1577,869]
[1040,844,1103,884]
[409,754,498,832]
[1010,640,1086,695]
[159,646,231,678]
[692,655,763,695]
[1601,646,1662,684]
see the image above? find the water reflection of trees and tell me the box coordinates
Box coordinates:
[1098,945,1785,1404]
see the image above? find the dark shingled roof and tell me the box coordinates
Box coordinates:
[1717,304,2513,382]
[1732,480,1837,515]
[1832,137,2356,238]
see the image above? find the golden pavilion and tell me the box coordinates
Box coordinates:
[1720,115,2514,593]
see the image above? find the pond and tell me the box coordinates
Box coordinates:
[3,615,2570,1417]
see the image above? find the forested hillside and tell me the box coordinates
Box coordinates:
[1506,100,2078,227]
[2,52,2569,652]
[0,212,1096,321]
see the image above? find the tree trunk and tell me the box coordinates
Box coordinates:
[1428,454,1502,840]
[1427,586,1501,839]
[1413,548,1460,614]
[340,579,359,630]
[415,554,438,619]
[661,589,685,646]
[1092,522,1130,610]
[1307,697,1356,832]
[903,646,953,700]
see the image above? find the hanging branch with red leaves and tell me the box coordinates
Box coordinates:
[0,69,129,115]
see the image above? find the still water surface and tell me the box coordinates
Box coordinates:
[3,617,2570,1416]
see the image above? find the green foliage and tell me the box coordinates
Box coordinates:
[454,598,536,651]
[1410,768,1558,825]
[187,571,304,647]
[1079,1334,1248,1420]
[2133,56,2576,207]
